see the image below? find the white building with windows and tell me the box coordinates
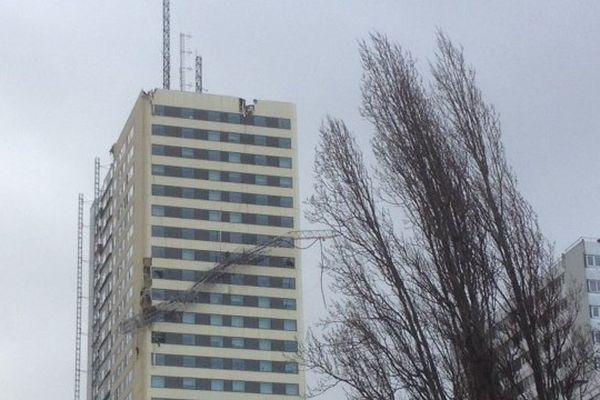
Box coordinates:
[87,89,304,400]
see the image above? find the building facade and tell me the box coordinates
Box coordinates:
[87,89,304,400]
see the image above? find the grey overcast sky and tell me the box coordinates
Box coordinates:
[1,1,600,398]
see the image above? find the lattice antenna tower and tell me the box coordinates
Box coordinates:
[162,0,170,89]
[94,157,100,199]
[179,33,193,91]
[195,53,203,93]
[73,193,84,400]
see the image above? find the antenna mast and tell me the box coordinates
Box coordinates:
[162,0,170,89]
[195,54,203,93]
[73,193,84,400]
[179,33,192,91]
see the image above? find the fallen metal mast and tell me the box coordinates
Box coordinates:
[119,230,335,334]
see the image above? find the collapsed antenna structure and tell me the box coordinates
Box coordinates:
[73,194,84,400]
[162,0,170,89]
[119,230,335,335]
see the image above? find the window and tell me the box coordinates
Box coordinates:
[231,337,244,348]
[153,353,166,365]
[208,190,221,201]
[257,276,270,287]
[285,363,298,373]
[256,195,268,205]
[258,297,271,308]
[151,205,165,216]
[255,135,267,146]
[182,249,195,261]
[255,175,268,185]
[280,177,293,188]
[182,127,194,138]
[152,165,165,175]
[181,167,194,178]
[283,320,296,331]
[227,113,241,124]
[181,148,194,158]
[181,228,194,240]
[278,138,291,148]
[151,376,165,388]
[182,269,195,281]
[182,312,195,324]
[230,212,242,223]
[284,341,297,352]
[182,356,195,368]
[210,293,223,304]
[208,170,220,181]
[279,157,292,168]
[229,172,242,183]
[259,360,272,372]
[258,318,271,329]
[182,334,195,345]
[182,207,194,219]
[182,377,195,389]
[283,299,296,310]
[231,316,244,328]
[228,152,241,163]
[210,336,223,347]
[260,382,273,394]
[595,255,600,266]
[278,118,291,129]
[211,379,224,391]
[259,339,271,351]
[280,197,293,208]
[232,358,245,370]
[285,384,299,395]
[591,306,600,319]
[255,155,267,165]
[254,116,267,126]
[210,358,224,369]
[232,380,245,392]
[230,295,244,306]
[207,131,220,141]
[282,278,295,289]
[182,187,194,198]
[210,315,223,326]
[208,210,221,221]
[228,132,241,143]
[231,274,244,285]
[593,331,600,344]
[281,217,293,228]
[181,108,194,119]
[589,280,600,293]
[207,111,220,122]
[229,192,242,203]
[256,215,269,225]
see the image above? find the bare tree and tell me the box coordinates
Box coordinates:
[304,32,596,400]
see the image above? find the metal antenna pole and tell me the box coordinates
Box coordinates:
[74,194,84,400]
[179,33,185,91]
[94,157,100,200]
[162,0,170,89]
[195,54,203,93]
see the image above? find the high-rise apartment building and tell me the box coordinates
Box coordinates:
[87,89,304,400]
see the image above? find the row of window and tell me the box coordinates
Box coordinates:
[586,254,600,267]
[153,353,298,374]
[151,204,294,228]
[591,306,600,318]
[588,279,600,293]
[151,331,298,352]
[151,225,294,248]
[152,268,296,289]
[152,289,297,310]
[155,311,297,331]
[153,105,292,130]
[152,144,292,168]
[152,164,293,188]
[152,184,294,208]
[152,124,292,148]
[151,246,295,268]
[151,376,299,395]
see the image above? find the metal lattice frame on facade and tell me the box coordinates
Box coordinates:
[74,193,84,400]
[195,54,202,93]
